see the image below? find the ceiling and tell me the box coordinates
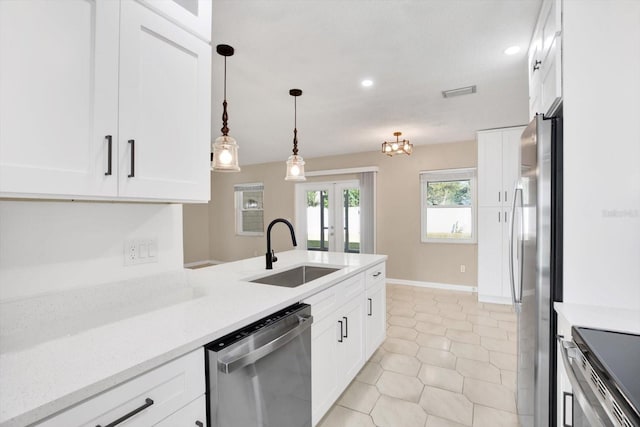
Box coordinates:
[211,0,541,166]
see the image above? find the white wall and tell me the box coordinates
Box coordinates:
[0,201,184,301]
[562,0,640,309]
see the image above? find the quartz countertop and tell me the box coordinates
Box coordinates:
[554,302,640,334]
[0,250,386,427]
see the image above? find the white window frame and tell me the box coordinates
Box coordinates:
[234,183,264,236]
[420,168,477,244]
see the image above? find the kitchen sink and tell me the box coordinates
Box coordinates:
[249,265,342,288]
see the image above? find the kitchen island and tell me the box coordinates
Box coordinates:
[0,250,386,427]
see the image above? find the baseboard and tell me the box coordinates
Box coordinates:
[387,278,477,293]
[478,294,512,305]
[183,259,225,268]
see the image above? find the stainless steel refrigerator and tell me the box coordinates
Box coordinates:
[510,112,563,427]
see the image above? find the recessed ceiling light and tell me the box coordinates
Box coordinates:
[361,79,373,87]
[504,46,520,55]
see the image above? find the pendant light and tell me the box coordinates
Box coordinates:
[211,44,240,172]
[382,131,413,156]
[285,89,306,181]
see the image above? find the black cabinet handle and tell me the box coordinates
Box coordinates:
[498,191,501,202]
[104,135,112,176]
[498,211,501,223]
[533,59,541,72]
[96,398,154,427]
[128,139,135,178]
[368,298,372,316]
[342,316,348,338]
[505,191,508,203]
[195,422,204,427]
[338,320,343,342]
[372,272,381,278]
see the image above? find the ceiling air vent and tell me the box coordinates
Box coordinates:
[442,85,477,98]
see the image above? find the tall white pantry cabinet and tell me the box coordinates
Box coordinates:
[477,126,525,304]
[0,0,212,203]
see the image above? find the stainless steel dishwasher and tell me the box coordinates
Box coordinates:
[205,302,313,427]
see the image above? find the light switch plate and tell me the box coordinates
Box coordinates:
[124,238,158,266]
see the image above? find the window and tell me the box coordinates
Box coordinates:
[420,168,476,243]
[234,183,264,236]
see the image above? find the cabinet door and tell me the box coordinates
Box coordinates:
[310,314,339,426]
[119,0,211,202]
[478,207,504,301]
[477,131,503,207]
[137,0,212,42]
[541,35,562,116]
[154,395,206,426]
[337,295,365,391]
[0,0,119,198]
[501,127,523,204]
[365,281,386,360]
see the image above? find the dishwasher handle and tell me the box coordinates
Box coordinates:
[218,314,313,374]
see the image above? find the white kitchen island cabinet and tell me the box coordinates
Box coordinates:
[477,127,524,303]
[303,261,386,426]
[0,0,211,203]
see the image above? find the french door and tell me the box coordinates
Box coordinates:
[295,180,360,253]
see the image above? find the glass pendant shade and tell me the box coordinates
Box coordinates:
[285,154,306,181]
[212,135,240,172]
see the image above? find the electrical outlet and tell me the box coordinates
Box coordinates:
[124,238,158,266]
[460,264,466,273]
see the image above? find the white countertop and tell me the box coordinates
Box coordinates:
[0,250,386,427]
[554,302,640,334]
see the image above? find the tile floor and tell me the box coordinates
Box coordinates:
[318,283,520,427]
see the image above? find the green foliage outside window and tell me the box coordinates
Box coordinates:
[426,180,470,206]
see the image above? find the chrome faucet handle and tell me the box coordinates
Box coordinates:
[271,250,278,263]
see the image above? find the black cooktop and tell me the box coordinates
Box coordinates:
[573,327,640,419]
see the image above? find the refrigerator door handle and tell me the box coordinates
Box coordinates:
[509,186,523,306]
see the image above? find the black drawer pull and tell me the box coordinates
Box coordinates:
[343,316,348,338]
[368,298,372,316]
[338,320,343,342]
[372,272,381,278]
[128,139,135,178]
[195,422,204,427]
[96,397,154,427]
[104,135,112,176]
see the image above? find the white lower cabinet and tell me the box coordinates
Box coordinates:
[155,395,206,427]
[35,349,205,427]
[304,262,386,426]
[365,279,386,360]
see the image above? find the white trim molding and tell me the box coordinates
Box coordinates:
[305,166,379,177]
[387,278,477,293]
[477,295,512,305]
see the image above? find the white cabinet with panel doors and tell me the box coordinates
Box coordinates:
[365,262,386,359]
[477,127,524,303]
[0,0,211,202]
[528,0,562,117]
[303,264,386,426]
[34,349,205,427]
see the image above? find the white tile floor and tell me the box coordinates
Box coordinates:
[318,283,520,427]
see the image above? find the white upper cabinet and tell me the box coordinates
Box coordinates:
[138,0,212,42]
[0,0,119,198]
[528,0,562,117]
[0,0,211,202]
[477,127,523,208]
[118,0,211,201]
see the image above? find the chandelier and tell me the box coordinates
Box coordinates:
[382,132,413,156]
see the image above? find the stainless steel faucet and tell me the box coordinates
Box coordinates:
[266,218,297,269]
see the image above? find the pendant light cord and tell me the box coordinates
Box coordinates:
[221,56,229,136]
[292,96,298,155]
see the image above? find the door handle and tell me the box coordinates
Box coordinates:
[128,139,135,178]
[338,320,344,342]
[342,316,348,338]
[368,298,372,316]
[509,187,522,306]
[498,191,501,203]
[96,398,154,427]
[104,135,112,176]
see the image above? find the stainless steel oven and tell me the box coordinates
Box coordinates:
[205,302,313,427]
[558,328,640,427]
